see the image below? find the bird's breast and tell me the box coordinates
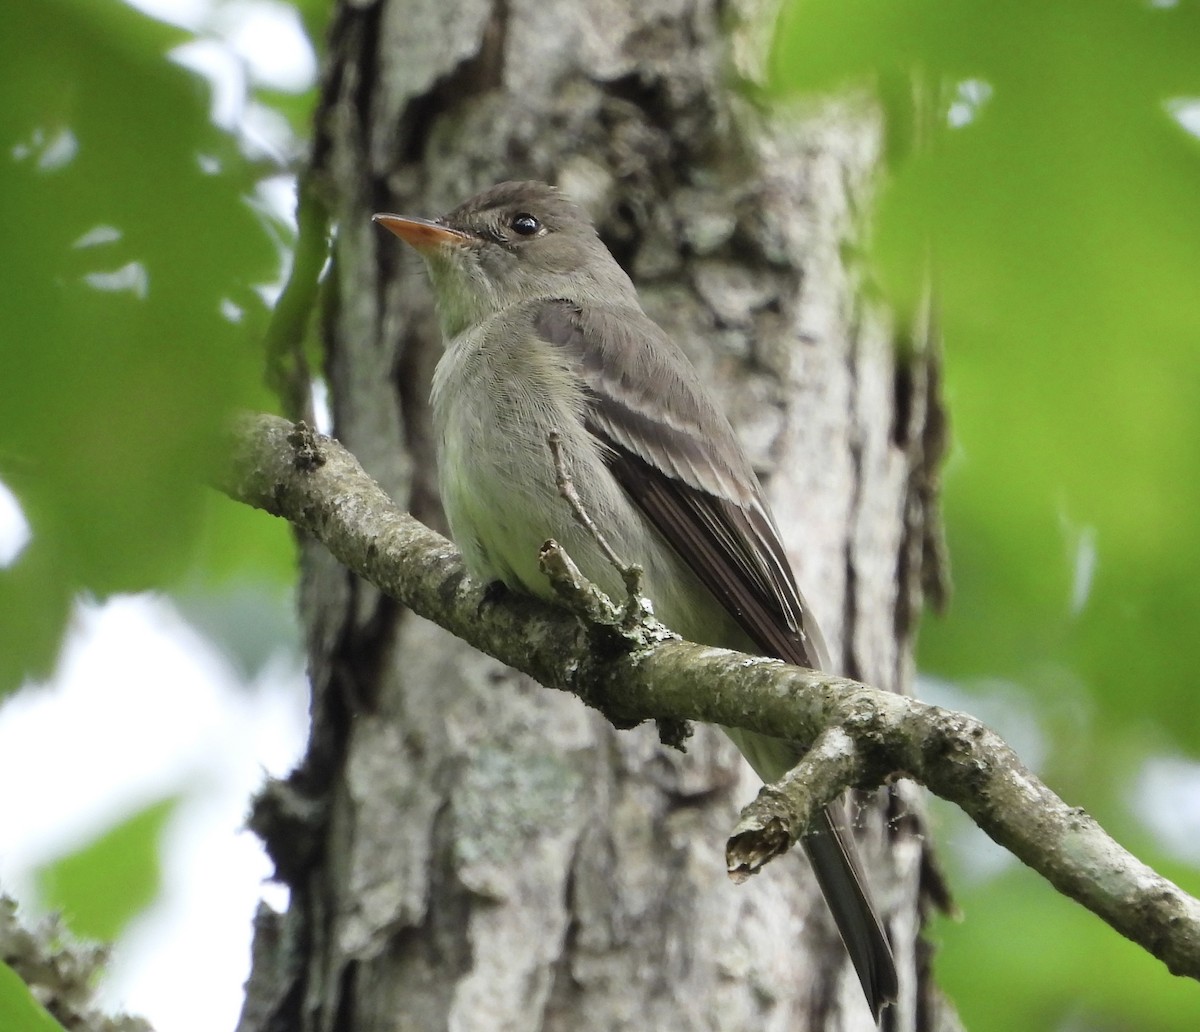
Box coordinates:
[430,320,613,598]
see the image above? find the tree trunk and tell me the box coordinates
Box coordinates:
[238,2,956,1030]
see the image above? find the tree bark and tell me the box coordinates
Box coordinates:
[237,2,956,1030]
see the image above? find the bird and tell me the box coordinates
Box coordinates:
[373,180,897,1018]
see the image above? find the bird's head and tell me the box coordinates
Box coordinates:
[374,180,637,336]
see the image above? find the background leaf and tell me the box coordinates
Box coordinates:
[772,1,1200,1027]
[0,963,68,1032]
[0,3,314,1027]
[35,796,179,944]
[0,0,289,695]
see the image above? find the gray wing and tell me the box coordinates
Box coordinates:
[531,298,830,672]
[530,297,898,1017]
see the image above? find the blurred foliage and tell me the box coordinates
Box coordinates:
[0,0,317,991]
[772,1,1200,1028]
[933,860,1200,1032]
[0,963,67,1032]
[0,0,300,697]
[36,796,179,944]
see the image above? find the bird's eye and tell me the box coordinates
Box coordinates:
[509,212,542,236]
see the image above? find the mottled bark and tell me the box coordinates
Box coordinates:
[237,2,955,1031]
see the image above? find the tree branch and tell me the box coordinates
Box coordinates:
[217,412,1200,982]
[0,894,150,1032]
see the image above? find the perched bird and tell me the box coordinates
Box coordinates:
[374,181,897,1017]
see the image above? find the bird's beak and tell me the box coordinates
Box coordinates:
[372,213,473,253]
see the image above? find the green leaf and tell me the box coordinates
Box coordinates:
[0,963,68,1032]
[0,0,283,692]
[769,2,1200,750]
[770,2,1200,1019]
[931,862,1200,1032]
[36,796,179,944]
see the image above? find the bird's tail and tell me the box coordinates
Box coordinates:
[802,806,898,1019]
[722,726,897,1019]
